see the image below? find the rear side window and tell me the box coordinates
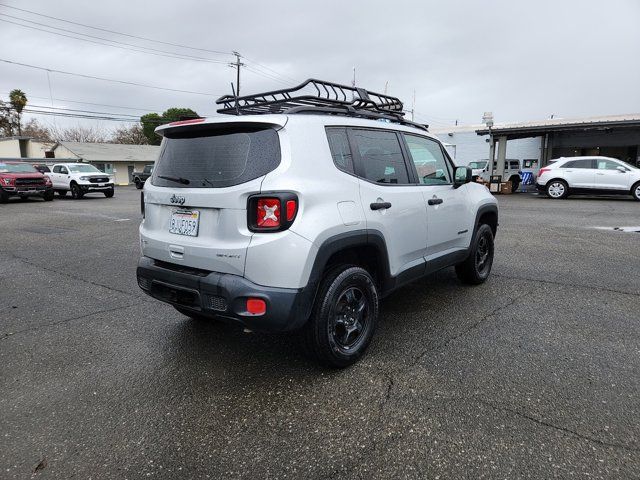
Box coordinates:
[562,159,594,169]
[152,125,280,188]
[351,129,409,184]
[326,128,354,174]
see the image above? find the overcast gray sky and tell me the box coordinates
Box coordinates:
[1,0,639,132]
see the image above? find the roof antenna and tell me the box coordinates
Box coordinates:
[231,82,239,116]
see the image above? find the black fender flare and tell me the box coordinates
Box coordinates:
[292,230,391,329]
[473,204,499,237]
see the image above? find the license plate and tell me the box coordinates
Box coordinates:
[169,209,200,237]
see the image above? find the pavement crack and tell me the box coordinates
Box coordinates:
[493,273,640,298]
[412,292,529,365]
[6,253,151,302]
[1,303,138,340]
[476,398,640,453]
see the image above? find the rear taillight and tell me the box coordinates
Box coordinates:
[248,193,298,232]
[538,168,551,177]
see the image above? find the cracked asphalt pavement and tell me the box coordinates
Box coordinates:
[1,188,639,479]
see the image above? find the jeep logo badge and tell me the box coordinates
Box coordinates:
[170,194,185,205]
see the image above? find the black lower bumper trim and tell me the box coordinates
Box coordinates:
[136,256,313,332]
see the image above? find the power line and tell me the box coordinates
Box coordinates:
[0,16,230,65]
[0,58,220,96]
[241,56,299,84]
[0,2,232,56]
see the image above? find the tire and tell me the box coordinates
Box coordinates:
[632,181,640,201]
[0,191,8,204]
[511,178,520,193]
[174,306,215,322]
[455,223,495,285]
[304,265,379,368]
[57,190,67,197]
[70,183,83,199]
[545,179,568,199]
[135,179,143,190]
[104,188,114,198]
[43,190,54,201]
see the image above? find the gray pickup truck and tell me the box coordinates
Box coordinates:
[132,164,154,189]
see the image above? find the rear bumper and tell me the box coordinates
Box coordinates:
[535,182,546,192]
[136,256,313,332]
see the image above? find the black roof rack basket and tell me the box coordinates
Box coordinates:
[216,79,427,131]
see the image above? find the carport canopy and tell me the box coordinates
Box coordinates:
[475,114,640,179]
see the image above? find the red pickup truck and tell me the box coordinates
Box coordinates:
[0,161,54,203]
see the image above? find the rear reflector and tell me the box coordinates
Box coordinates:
[246,298,266,315]
[286,200,297,222]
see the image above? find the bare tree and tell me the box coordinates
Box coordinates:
[110,123,148,145]
[21,119,53,141]
[49,124,108,143]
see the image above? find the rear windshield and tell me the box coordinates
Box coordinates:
[152,125,281,188]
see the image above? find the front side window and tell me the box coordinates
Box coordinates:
[351,129,409,184]
[326,128,354,174]
[403,134,451,185]
[597,159,623,170]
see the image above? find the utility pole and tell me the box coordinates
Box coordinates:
[384,81,388,94]
[230,51,244,98]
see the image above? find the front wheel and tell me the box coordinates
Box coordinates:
[546,179,568,199]
[304,266,379,368]
[511,179,520,193]
[632,181,640,201]
[135,179,143,190]
[0,191,8,204]
[70,183,83,199]
[104,188,114,198]
[455,223,495,285]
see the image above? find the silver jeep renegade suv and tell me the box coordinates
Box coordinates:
[137,79,498,367]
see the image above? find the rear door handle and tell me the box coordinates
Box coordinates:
[370,202,392,210]
[428,198,443,205]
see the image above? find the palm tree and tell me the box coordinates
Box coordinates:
[9,89,27,135]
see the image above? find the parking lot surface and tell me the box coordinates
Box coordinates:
[1,188,639,479]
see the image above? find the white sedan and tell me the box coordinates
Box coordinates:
[536,156,640,200]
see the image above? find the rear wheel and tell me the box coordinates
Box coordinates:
[304,265,378,368]
[510,177,520,193]
[70,183,83,199]
[546,179,568,199]
[632,181,640,201]
[456,223,495,285]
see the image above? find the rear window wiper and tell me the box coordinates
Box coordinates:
[158,175,190,185]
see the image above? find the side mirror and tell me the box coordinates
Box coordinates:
[453,166,472,188]
[616,166,626,173]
